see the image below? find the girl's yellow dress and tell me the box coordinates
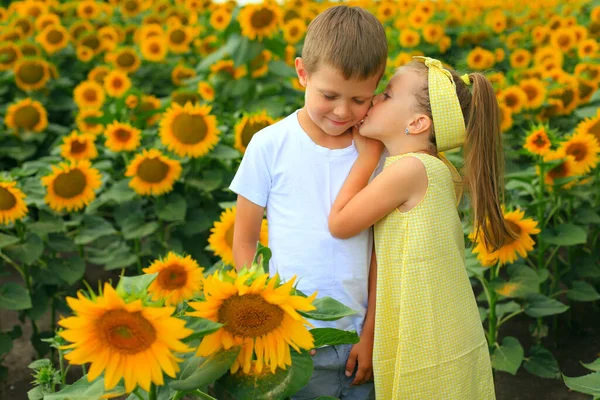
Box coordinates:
[373,153,495,399]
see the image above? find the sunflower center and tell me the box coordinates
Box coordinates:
[112,77,124,89]
[523,86,537,101]
[561,88,574,107]
[505,94,518,107]
[157,264,188,289]
[170,30,186,44]
[114,128,132,142]
[218,294,284,338]
[241,121,269,148]
[503,220,522,246]
[47,29,64,44]
[83,88,97,102]
[548,161,568,180]
[70,139,88,154]
[473,54,482,63]
[117,52,136,67]
[14,105,41,129]
[533,134,548,148]
[566,143,587,161]
[558,35,570,47]
[125,0,139,12]
[137,157,169,183]
[0,47,18,65]
[53,169,87,198]
[171,113,207,144]
[589,121,600,140]
[251,8,275,29]
[290,26,299,37]
[0,187,17,211]
[149,42,161,54]
[81,35,100,51]
[18,61,45,84]
[97,309,156,354]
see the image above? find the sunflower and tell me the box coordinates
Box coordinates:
[575,109,600,143]
[120,0,144,18]
[171,64,196,86]
[498,103,513,132]
[550,76,580,115]
[210,6,232,31]
[187,269,315,374]
[523,126,551,156]
[166,24,194,54]
[471,209,540,267]
[18,42,41,57]
[422,23,444,44]
[78,32,102,55]
[533,46,563,67]
[578,77,598,104]
[35,23,68,54]
[466,47,495,71]
[125,149,182,196]
[282,19,306,45]
[159,102,219,158]
[238,3,282,41]
[135,24,164,43]
[234,111,276,153]
[110,47,141,73]
[16,1,47,18]
[76,108,104,135]
[125,94,138,109]
[376,2,397,22]
[408,9,428,29]
[59,283,192,393]
[285,44,295,66]
[208,207,268,267]
[485,9,507,34]
[4,98,48,133]
[76,46,94,63]
[197,81,214,102]
[143,252,204,306]
[559,131,600,174]
[11,17,34,38]
[73,80,105,110]
[537,98,564,122]
[578,38,598,59]
[140,36,168,62]
[575,63,600,84]
[0,181,28,225]
[540,149,579,188]
[518,78,546,110]
[104,121,141,152]
[249,50,272,78]
[41,160,102,212]
[509,49,531,69]
[69,20,94,42]
[13,57,51,91]
[136,95,162,126]
[77,0,101,19]
[0,43,22,71]
[210,59,247,80]
[399,29,420,48]
[532,26,549,45]
[60,131,98,161]
[103,70,131,98]
[550,28,576,52]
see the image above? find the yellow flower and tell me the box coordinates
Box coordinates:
[69,20,94,42]
[0,42,22,71]
[466,47,495,71]
[74,80,105,110]
[76,46,94,63]
[497,86,527,114]
[577,77,598,105]
[0,181,28,225]
[78,32,103,55]
[166,24,194,54]
[523,126,551,156]
[422,23,444,44]
[578,39,598,59]
[376,2,397,22]
[136,24,164,43]
[471,209,540,267]
[60,131,98,161]
[58,283,192,393]
[540,149,579,188]
[210,59,247,80]
[238,3,282,41]
[110,47,141,73]
[485,9,506,33]
[135,95,162,126]
[77,0,101,19]
[499,103,513,132]
[125,94,138,109]
[407,9,428,29]
[550,28,576,52]
[141,36,168,62]
[506,32,523,50]
[19,42,41,58]
[559,131,600,174]
[282,19,306,44]
[210,6,232,31]
[171,64,196,86]
[249,50,272,78]
[13,57,51,91]
[103,70,131,98]
[439,36,451,54]
[41,160,102,212]
[518,78,546,110]
[104,121,141,152]
[120,0,144,18]
[285,44,295,66]
[170,90,200,106]
[197,35,218,56]
[87,66,109,86]
[208,207,268,267]
[509,49,531,69]
[143,252,204,306]
[76,108,104,136]
[537,98,564,122]
[125,149,182,196]
[35,24,69,54]
[575,108,600,143]
[399,29,420,48]
[234,111,276,153]
[575,63,600,84]
[532,26,549,45]
[197,81,215,102]
[5,98,48,133]
[159,102,220,158]
[187,269,316,374]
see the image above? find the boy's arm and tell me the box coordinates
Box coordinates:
[232,195,265,270]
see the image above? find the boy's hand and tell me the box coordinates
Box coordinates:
[345,334,374,385]
[352,126,384,160]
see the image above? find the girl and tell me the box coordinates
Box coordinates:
[328,57,513,399]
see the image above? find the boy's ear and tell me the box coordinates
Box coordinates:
[295,57,307,87]
[408,114,431,135]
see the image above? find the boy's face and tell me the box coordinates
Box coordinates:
[296,58,380,137]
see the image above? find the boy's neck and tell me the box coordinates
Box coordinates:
[298,108,353,150]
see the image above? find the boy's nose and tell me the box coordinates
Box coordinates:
[333,104,350,119]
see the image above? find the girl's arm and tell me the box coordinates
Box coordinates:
[329,154,426,239]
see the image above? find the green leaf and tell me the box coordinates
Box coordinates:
[478,307,487,322]
[183,317,223,342]
[197,34,242,71]
[156,193,187,222]
[310,328,360,348]
[0,283,31,310]
[269,60,297,78]
[4,233,44,265]
[540,224,587,246]
[567,281,600,302]
[48,255,86,285]
[491,264,540,298]
[100,179,137,204]
[300,297,356,321]
[0,233,20,249]
[496,301,521,320]
[74,216,117,245]
[116,273,157,296]
[27,288,49,321]
[537,269,550,283]
[122,220,159,240]
[207,144,241,160]
[563,372,600,396]
[27,385,44,400]
[45,375,125,400]
[186,170,224,192]
[0,333,12,356]
[169,347,240,391]
[524,293,569,317]
[214,351,313,400]
[316,397,340,400]
[575,208,600,225]
[47,233,77,253]
[523,346,560,379]
[28,359,52,369]
[491,336,524,375]
[575,255,600,278]
[582,359,600,372]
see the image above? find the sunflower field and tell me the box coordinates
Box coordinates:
[0,0,600,398]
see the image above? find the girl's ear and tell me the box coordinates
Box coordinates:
[408,114,431,135]
[295,57,308,87]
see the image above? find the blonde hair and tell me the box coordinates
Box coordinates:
[302,5,387,80]
[407,61,515,251]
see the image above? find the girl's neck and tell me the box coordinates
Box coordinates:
[383,139,436,158]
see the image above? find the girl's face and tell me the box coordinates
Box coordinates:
[359,67,424,141]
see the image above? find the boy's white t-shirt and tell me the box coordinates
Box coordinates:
[229,110,371,334]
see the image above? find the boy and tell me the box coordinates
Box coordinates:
[230,5,387,399]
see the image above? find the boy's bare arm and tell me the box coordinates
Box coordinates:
[232,195,265,271]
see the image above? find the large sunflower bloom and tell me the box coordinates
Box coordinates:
[74,80,105,110]
[187,270,316,374]
[518,78,546,110]
[58,283,192,393]
[13,57,52,91]
[234,111,276,153]
[0,181,28,225]
[60,131,98,161]
[237,3,282,41]
[41,160,102,212]
[471,209,540,267]
[125,149,182,196]
[103,70,131,98]
[35,24,69,54]
[104,121,141,152]
[159,102,220,158]
[575,108,600,143]
[523,126,552,156]
[540,149,579,188]
[143,252,204,306]
[4,98,48,133]
[559,131,600,174]
[76,108,104,136]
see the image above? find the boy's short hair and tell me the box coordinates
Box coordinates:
[302,5,388,80]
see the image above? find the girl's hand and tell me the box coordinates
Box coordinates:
[352,126,384,160]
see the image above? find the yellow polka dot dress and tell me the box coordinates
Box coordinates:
[373,153,495,399]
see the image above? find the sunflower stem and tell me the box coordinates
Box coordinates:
[149,382,157,400]
[486,262,500,350]
[135,239,143,274]
[58,347,66,386]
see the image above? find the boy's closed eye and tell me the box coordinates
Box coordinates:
[322,93,369,105]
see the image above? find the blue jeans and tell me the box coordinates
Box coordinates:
[292,344,376,400]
